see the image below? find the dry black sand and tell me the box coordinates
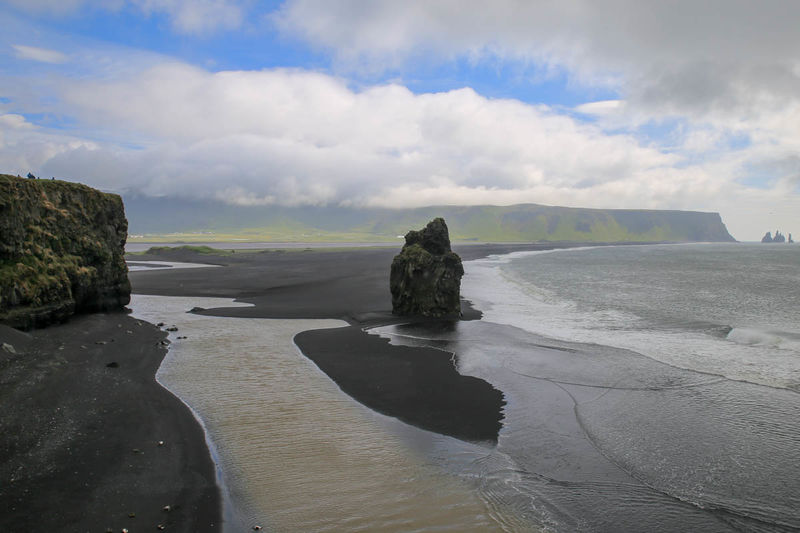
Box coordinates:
[128,243,562,322]
[0,314,219,532]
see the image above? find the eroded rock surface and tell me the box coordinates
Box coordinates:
[0,174,130,329]
[390,218,464,317]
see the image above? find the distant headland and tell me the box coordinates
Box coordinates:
[122,195,737,244]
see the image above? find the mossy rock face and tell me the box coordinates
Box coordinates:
[390,218,464,318]
[0,174,131,329]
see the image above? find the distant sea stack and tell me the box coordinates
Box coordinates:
[0,174,131,329]
[390,218,464,318]
[762,230,788,243]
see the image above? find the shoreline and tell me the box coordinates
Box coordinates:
[0,312,220,532]
[2,241,548,532]
[2,240,719,532]
[131,294,507,532]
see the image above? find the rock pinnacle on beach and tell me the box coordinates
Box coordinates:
[390,217,464,317]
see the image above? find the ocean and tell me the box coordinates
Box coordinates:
[131,243,800,532]
[375,242,800,531]
[465,243,800,391]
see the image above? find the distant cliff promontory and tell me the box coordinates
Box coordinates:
[124,196,737,243]
[0,174,131,329]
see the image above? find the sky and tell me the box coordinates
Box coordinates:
[1,1,798,240]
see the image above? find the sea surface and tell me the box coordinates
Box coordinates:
[375,242,800,531]
[131,243,800,532]
[465,242,800,391]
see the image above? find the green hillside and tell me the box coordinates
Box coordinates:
[123,196,736,243]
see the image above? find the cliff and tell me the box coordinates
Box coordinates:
[123,196,738,243]
[0,174,131,329]
[390,218,464,317]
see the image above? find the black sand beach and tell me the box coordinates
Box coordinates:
[128,243,558,443]
[294,325,505,443]
[0,241,574,531]
[0,314,219,532]
[128,243,564,320]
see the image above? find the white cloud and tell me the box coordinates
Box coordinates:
[276,1,800,118]
[43,64,683,205]
[0,122,98,178]
[1,49,797,240]
[574,100,623,116]
[0,114,35,129]
[12,44,69,64]
[131,0,244,34]
[4,59,788,241]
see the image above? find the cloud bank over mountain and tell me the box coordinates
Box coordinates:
[1,1,798,240]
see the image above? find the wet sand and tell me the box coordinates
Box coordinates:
[294,325,505,443]
[128,243,560,444]
[131,295,509,532]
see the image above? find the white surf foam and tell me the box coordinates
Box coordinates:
[462,252,800,392]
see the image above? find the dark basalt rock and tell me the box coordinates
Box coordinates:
[762,230,788,243]
[0,174,131,329]
[390,217,464,317]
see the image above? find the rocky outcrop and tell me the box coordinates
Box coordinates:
[0,174,130,329]
[762,230,788,243]
[390,218,464,317]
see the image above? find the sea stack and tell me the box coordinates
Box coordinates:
[0,174,131,329]
[390,217,464,317]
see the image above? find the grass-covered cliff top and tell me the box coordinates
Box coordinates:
[0,174,130,328]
